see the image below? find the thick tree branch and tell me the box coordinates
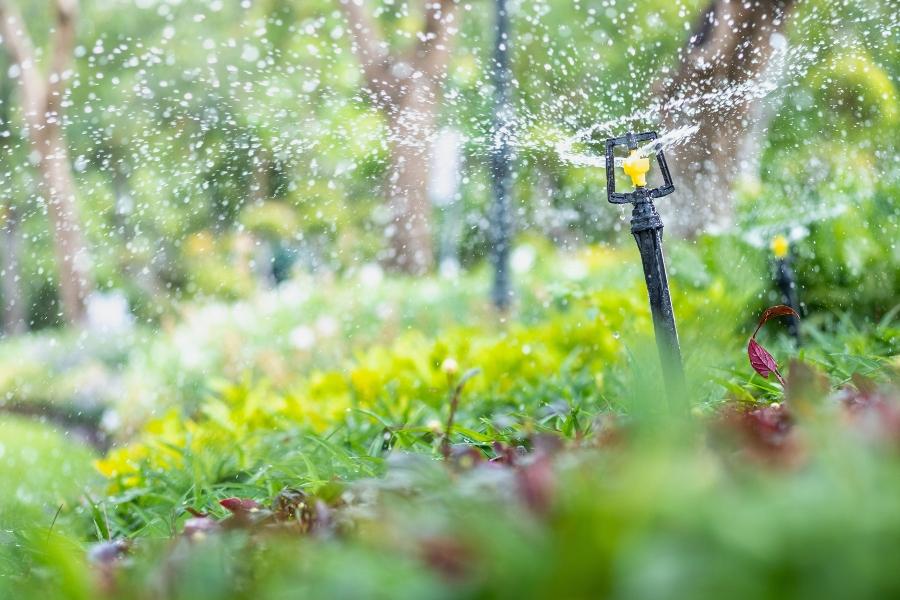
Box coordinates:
[413,0,458,78]
[655,0,797,237]
[662,0,795,111]
[0,0,47,131]
[338,0,395,104]
[335,0,461,273]
[46,0,78,118]
[420,0,458,43]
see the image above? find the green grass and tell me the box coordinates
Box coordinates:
[0,417,97,531]
[0,417,98,596]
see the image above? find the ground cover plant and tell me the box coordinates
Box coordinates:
[1,256,897,598]
[3,319,899,599]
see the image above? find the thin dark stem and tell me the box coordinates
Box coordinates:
[47,504,63,541]
[441,368,480,459]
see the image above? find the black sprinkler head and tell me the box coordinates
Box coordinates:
[605,131,675,204]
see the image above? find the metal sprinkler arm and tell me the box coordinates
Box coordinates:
[605,131,686,411]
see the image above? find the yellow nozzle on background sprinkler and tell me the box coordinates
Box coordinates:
[622,150,650,188]
[771,234,789,259]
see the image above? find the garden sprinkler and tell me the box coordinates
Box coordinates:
[771,234,801,343]
[605,131,686,410]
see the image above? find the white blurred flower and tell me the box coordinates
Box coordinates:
[232,302,254,330]
[85,291,134,334]
[100,409,122,432]
[511,244,536,273]
[376,302,394,320]
[289,326,316,351]
[422,281,441,301]
[174,330,208,370]
[439,258,461,279]
[316,315,339,338]
[441,357,459,375]
[277,280,307,305]
[560,257,588,280]
[359,263,384,287]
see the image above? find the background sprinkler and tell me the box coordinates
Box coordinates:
[771,234,802,343]
[605,131,686,410]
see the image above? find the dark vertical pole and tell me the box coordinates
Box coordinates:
[490,0,513,311]
[771,235,801,343]
[631,196,686,411]
[774,260,801,344]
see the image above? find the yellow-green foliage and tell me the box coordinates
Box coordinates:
[95,242,761,495]
[96,281,653,491]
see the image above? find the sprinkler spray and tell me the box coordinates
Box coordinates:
[605,131,686,411]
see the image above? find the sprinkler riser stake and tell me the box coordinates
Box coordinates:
[605,131,686,410]
[771,235,801,344]
[631,199,685,403]
[774,258,801,343]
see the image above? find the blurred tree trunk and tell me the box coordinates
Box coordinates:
[0,204,26,334]
[658,0,796,237]
[0,0,93,324]
[339,0,459,274]
[386,91,440,273]
[0,64,26,334]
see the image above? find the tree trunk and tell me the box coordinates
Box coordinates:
[384,96,437,274]
[0,204,27,334]
[658,0,796,237]
[338,0,458,274]
[0,0,93,324]
[35,122,92,323]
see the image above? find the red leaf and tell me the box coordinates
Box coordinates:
[219,497,262,513]
[752,305,800,338]
[746,305,799,386]
[748,339,785,386]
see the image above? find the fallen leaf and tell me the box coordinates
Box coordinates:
[219,497,262,513]
[713,402,803,468]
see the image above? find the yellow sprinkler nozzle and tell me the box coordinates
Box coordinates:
[622,150,650,188]
[771,235,790,259]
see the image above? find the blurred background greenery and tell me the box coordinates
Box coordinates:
[0,0,896,597]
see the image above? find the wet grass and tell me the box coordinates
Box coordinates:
[0,417,97,531]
